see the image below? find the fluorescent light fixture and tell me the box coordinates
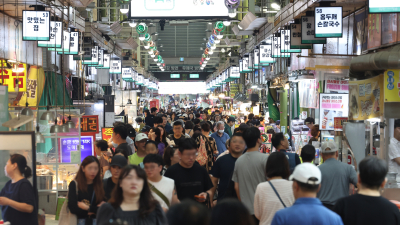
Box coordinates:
[151,54,155,58]
[129,20,137,27]
[120,4,129,14]
[238,25,243,30]
[144,43,150,49]
[208,22,212,24]
[223,21,231,26]
[157,63,161,66]
[153,58,158,62]
[251,85,258,88]
[221,48,225,53]
[263,10,278,13]
[228,11,237,18]
[271,2,280,10]
[367,118,381,123]
[215,39,221,44]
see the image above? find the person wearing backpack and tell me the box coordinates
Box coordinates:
[271,133,300,173]
[210,133,246,204]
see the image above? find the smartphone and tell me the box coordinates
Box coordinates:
[194,195,206,200]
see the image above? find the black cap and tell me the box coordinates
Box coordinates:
[141,125,151,132]
[110,155,128,168]
[127,128,136,138]
[227,117,236,122]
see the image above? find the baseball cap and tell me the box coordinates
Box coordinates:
[141,125,151,133]
[182,114,188,118]
[289,163,321,185]
[135,133,148,142]
[227,117,236,122]
[127,128,136,138]
[321,142,338,153]
[110,155,128,168]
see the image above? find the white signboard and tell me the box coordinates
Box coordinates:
[133,71,138,82]
[248,53,254,69]
[110,60,122,74]
[137,75,144,85]
[84,46,99,65]
[280,30,301,53]
[239,59,243,73]
[144,78,149,87]
[260,44,275,63]
[66,32,79,55]
[254,49,260,67]
[230,66,240,78]
[22,10,50,41]
[98,54,110,69]
[319,93,349,130]
[290,23,312,49]
[38,21,62,47]
[130,0,229,18]
[301,16,326,44]
[122,68,134,82]
[368,0,400,13]
[55,31,70,53]
[97,50,104,67]
[272,36,290,58]
[242,57,251,72]
[315,7,343,38]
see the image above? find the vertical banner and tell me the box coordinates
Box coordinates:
[367,14,381,50]
[301,16,327,44]
[384,69,400,102]
[17,66,45,107]
[353,8,368,54]
[348,74,383,120]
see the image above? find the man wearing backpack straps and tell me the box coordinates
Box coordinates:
[272,133,301,173]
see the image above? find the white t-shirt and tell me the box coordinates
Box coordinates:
[148,176,175,209]
[254,179,295,225]
[389,137,400,181]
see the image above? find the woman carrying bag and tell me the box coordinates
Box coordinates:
[0,154,38,225]
[60,156,105,225]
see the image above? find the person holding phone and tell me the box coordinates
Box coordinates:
[164,139,214,203]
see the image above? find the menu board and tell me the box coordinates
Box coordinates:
[348,74,383,120]
[384,69,400,102]
[319,93,349,130]
[59,136,93,163]
[80,115,99,133]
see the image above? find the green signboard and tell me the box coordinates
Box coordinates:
[170,74,180,78]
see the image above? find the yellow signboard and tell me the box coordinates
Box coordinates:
[384,69,400,102]
[0,60,27,92]
[17,66,45,108]
[348,74,383,120]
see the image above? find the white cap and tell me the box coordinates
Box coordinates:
[289,163,321,185]
[182,114,188,118]
[135,133,148,142]
[321,142,338,153]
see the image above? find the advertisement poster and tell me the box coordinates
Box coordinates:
[348,74,383,120]
[384,69,400,102]
[319,93,349,130]
[381,13,398,45]
[59,136,93,163]
[367,14,381,50]
[334,117,348,131]
[325,75,349,93]
[353,8,368,54]
[299,79,319,108]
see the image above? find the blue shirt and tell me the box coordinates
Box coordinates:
[271,198,343,225]
[211,132,229,155]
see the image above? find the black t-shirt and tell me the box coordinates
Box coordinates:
[103,178,116,201]
[145,115,154,127]
[0,178,38,225]
[164,163,213,201]
[167,134,186,147]
[116,143,133,156]
[333,194,400,225]
[68,181,99,219]
[210,154,238,200]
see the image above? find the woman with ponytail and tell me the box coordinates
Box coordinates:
[0,154,38,225]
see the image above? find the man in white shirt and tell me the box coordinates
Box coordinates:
[389,119,400,181]
[143,154,180,212]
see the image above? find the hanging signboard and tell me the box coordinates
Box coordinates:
[290,23,312,49]
[22,10,50,41]
[319,93,349,130]
[230,66,240,79]
[260,44,275,63]
[83,46,99,65]
[110,60,122,74]
[384,69,400,102]
[37,21,62,47]
[73,44,91,60]
[97,54,110,69]
[369,0,400,13]
[280,30,301,53]
[129,0,229,19]
[348,74,383,120]
[254,49,260,67]
[248,53,254,69]
[272,35,290,58]
[301,16,327,44]
[63,32,79,55]
[325,75,349,93]
[48,31,70,52]
[137,75,144,85]
[315,7,343,38]
[122,68,134,82]
[132,71,138,82]
[144,78,149,87]
[242,57,252,72]
[239,59,244,73]
[80,115,99,133]
[299,79,318,108]
[97,49,104,67]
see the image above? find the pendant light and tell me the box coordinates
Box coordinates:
[21,102,33,116]
[66,115,75,129]
[40,106,55,121]
[61,119,70,132]
[35,126,45,143]
[50,119,61,133]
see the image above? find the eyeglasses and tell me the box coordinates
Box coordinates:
[182,152,198,158]
[144,165,159,171]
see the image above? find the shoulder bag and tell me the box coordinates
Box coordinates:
[149,183,170,208]
[268,181,287,208]
[58,180,78,225]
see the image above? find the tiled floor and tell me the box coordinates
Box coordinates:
[45,214,58,225]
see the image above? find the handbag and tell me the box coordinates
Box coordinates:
[268,181,286,208]
[58,180,78,225]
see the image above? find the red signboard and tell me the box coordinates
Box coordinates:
[334,117,348,131]
[102,127,114,142]
[80,115,99,133]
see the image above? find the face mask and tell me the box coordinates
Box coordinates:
[219,130,224,133]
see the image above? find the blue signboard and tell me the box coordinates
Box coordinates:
[60,136,93,163]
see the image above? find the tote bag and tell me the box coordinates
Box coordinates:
[58,180,78,225]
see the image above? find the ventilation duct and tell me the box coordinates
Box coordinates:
[111,21,123,34]
[349,45,400,80]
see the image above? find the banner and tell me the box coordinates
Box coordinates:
[367,14,381,50]
[319,93,349,130]
[299,79,319,108]
[348,74,383,120]
[384,69,400,102]
[17,66,45,107]
[0,60,27,92]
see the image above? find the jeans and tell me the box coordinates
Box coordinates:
[77,219,96,225]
